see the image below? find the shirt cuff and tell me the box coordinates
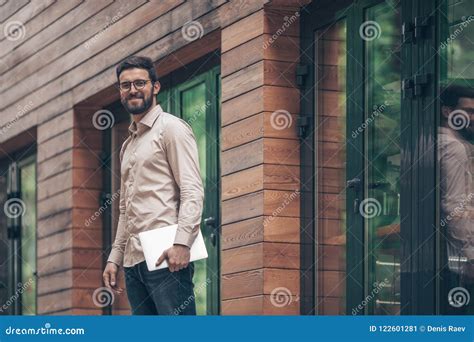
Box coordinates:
[107,249,124,267]
[174,229,197,248]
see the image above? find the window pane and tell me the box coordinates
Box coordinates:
[443,1,474,79]
[364,1,402,315]
[179,82,209,315]
[0,167,9,315]
[315,19,347,315]
[20,160,36,315]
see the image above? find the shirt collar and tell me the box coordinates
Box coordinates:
[439,125,464,141]
[128,104,163,136]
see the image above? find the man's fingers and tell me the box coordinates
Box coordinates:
[169,258,185,272]
[168,258,176,272]
[156,249,168,266]
[103,272,110,288]
[110,271,116,286]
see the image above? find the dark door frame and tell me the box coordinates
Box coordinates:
[401,0,438,315]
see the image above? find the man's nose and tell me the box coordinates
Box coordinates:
[129,86,139,95]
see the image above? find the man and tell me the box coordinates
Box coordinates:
[439,84,474,314]
[102,56,204,315]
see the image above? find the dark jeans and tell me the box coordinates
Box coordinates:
[124,261,196,315]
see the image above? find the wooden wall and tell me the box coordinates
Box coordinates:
[0,0,309,314]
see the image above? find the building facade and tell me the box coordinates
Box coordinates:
[0,0,473,316]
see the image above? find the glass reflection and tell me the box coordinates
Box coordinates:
[438,0,474,315]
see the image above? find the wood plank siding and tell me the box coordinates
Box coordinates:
[220,4,303,314]
[0,0,310,315]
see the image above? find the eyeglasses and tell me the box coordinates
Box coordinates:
[458,107,474,115]
[118,79,151,91]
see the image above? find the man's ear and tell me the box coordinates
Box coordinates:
[153,80,161,96]
[441,105,452,120]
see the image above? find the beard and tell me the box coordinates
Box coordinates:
[121,92,153,115]
[461,125,474,143]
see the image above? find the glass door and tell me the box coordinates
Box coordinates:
[304,0,473,315]
[345,0,402,315]
[302,0,403,315]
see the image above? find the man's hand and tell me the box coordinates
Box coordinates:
[103,261,124,294]
[156,244,190,272]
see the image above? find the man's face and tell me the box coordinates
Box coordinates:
[118,68,159,115]
[442,97,474,138]
[457,97,474,136]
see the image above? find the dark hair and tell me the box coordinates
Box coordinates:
[116,56,158,83]
[440,84,474,108]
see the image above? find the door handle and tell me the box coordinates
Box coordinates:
[347,177,362,191]
[347,177,362,213]
[204,216,218,246]
[368,181,390,189]
[204,216,216,228]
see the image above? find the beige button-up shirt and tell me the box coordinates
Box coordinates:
[107,104,204,267]
[439,126,474,273]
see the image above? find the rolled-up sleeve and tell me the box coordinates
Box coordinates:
[107,150,129,267]
[164,119,204,248]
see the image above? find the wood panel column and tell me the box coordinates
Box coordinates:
[220,2,304,315]
[36,106,115,314]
